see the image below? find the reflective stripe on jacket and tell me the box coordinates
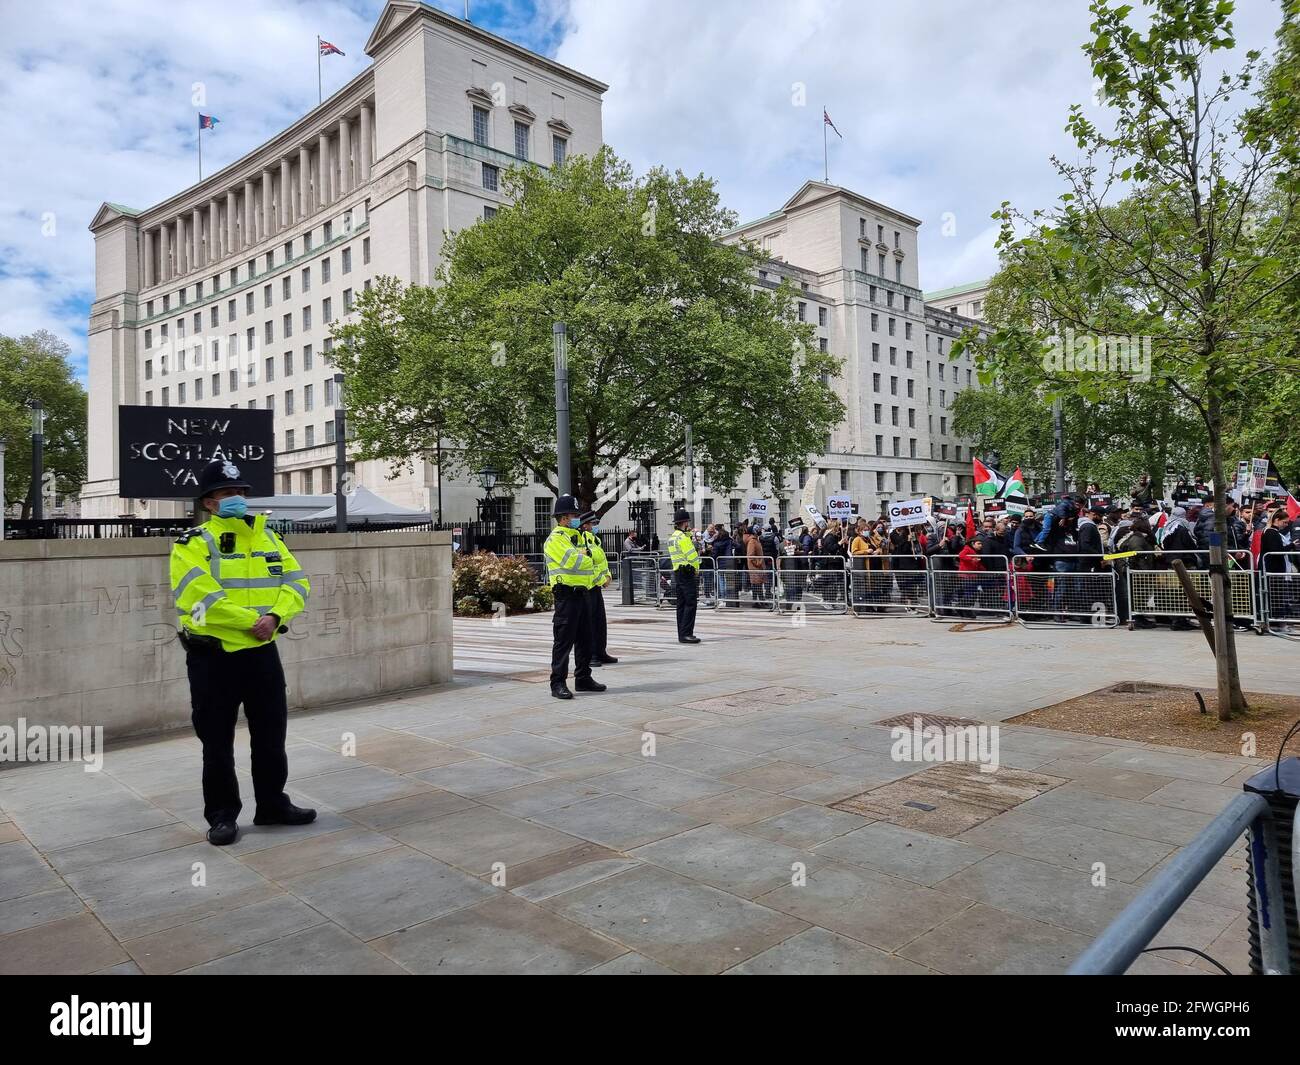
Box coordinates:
[584,532,609,583]
[544,525,596,588]
[668,529,700,571]
[170,513,310,651]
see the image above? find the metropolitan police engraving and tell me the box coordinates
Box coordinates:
[117,405,274,498]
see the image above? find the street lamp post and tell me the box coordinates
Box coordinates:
[0,438,6,541]
[28,400,44,522]
[476,465,499,549]
[333,373,347,533]
[553,323,570,498]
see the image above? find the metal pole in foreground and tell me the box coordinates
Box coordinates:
[553,323,570,498]
[1052,397,1065,494]
[334,373,347,533]
[684,423,694,516]
[0,439,6,541]
[29,401,44,522]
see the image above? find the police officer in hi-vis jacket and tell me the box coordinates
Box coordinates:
[170,459,316,846]
[668,508,702,643]
[544,495,606,699]
[580,510,618,666]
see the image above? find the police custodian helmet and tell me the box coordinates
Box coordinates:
[196,458,252,500]
[553,494,581,516]
[673,508,691,524]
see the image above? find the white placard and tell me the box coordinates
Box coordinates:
[827,494,852,519]
[803,503,828,529]
[745,498,768,519]
[887,497,931,528]
[1251,458,1269,493]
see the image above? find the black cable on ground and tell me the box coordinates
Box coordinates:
[1139,945,1233,976]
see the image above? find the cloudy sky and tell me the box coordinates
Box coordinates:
[0,0,1284,381]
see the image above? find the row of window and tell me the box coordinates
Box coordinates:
[471,104,567,166]
[277,463,353,496]
[862,248,905,283]
[859,217,903,250]
[143,377,338,416]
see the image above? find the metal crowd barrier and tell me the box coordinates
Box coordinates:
[929,554,1012,621]
[1126,549,1256,627]
[1012,553,1118,627]
[715,555,778,611]
[1261,551,1300,635]
[777,556,848,614]
[849,557,929,617]
[515,552,550,588]
[654,556,719,611]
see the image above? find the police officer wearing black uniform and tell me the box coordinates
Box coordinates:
[667,508,702,643]
[544,495,606,700]
[171,459,317,846]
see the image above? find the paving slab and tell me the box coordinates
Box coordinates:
[816,822,991,886]
[412,757,549,798]
[544,865,808,975]
[0,912,128,975]
[373,894,625,974]
[182,923,406,974]
[344,789,478,832]
[899,902,1092,975]
[583,952,678,975]
[1019,784,1213,846]
[393,805,583,875]
[530,794,702,851]
[727,927,933,975]
[0,885,86,935]
[672,788,804,827]
[290,765,433,812]
[588,763,736,807]
[741,805,872,848]
[756,859,970,952]
[281,847,497,940]
[630,824,811,899]
[238,827,404,881]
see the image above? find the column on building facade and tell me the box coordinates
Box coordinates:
[318,131,331,207]
[298,146,311,220]
[176,217,187,275]
[242,179,255,248]
[142,229,154,287]
[226,190,238,255]
[359,103,373,182]
[280,158,292,228]
[338,117,352,195]
[159,224,170,282]
[192,207,204,270]
[209,197,222,261]
[261,169,273,238]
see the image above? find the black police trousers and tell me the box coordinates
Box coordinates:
[675,567,699,638]
[185,640,290,826]
[550,584,593,687]
[587,584,609,658]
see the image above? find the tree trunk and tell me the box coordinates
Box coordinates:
[1206,391,1248,720]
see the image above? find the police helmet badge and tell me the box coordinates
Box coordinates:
[221,461,241,480]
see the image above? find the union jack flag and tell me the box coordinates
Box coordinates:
[319,39,346,57]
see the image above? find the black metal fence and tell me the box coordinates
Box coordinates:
[434,520,631,556]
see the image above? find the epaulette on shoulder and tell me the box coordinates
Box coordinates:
[175,528,202,546]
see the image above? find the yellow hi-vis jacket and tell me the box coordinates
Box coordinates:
[171,513,311,651]
[583,531,610,585]
[668,528,700,571]
[544,525,596,589]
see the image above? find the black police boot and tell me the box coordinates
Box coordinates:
[595,654,618,664]
[207,820,239,846]
[253,802,317,826]
[575,678,607,693]
[679,635,701,644]
[551,683,574,700]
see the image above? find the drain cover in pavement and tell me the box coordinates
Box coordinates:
[830,763,1067,837]
[873,713,984,730]
[681,686,825,717]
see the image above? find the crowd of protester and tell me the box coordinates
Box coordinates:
[664,482,1298,629]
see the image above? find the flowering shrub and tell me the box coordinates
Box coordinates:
[452,552,548,615]
[455,595,488,617]
[530,584,554,611]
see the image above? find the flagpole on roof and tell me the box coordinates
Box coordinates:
[317,36,323,105]
[823,105,828,182]
[198,119,203,181]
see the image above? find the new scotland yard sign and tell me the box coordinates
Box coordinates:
[118,406,274,498]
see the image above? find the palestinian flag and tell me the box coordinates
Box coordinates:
[1003,467,1025,497]
[1288,494,1300,521]
[973,458,1004,497]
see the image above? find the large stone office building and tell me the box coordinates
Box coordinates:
[82,0,982,534]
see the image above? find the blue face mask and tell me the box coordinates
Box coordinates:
[567,517,582,529]
[591,525,601,533]
[216,495,248,519]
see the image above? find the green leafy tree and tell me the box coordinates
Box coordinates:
[333,147,844,516]
[0,331,88,518]
[956,0,1300,718]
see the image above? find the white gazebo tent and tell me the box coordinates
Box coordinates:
[298,485,431,524]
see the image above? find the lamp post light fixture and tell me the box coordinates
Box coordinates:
[333,373,347,533]
[28,400,44,522]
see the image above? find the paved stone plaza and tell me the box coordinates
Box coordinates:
[1,597,1293,975]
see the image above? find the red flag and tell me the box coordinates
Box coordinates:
[1288,493,1300,521]
[965,506,976,540]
